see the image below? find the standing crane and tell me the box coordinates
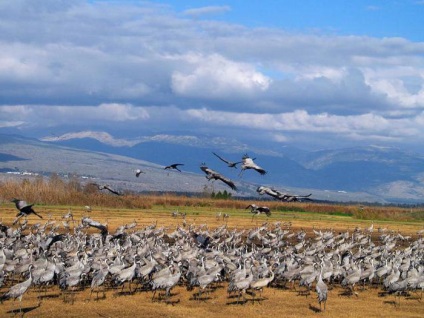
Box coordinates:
[316,267,328,311]
[0,265,34,314]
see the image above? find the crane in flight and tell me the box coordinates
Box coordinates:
[164,163,184,172]
[257,186,312,202]
[212,152,242,169]
[135,169,145,177]
[246,204,271,220]
[239,154,266,177]
[89,183,122,196]
[200,164,237,191]
[11,198,43,224]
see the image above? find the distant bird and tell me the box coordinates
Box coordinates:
[135,169,145,177]
[246,204,271,220]
[212,152,242,169]
[11,198,43,224]
[90,183,122,196]
[164,163,184,172]
[239,154,266,177]
[200,164,237,191]
[257,186,312,202]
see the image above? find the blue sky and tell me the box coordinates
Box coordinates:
[157,0,424,40]
[1,0,424,154]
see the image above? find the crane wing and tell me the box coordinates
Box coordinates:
[216,174,237,191]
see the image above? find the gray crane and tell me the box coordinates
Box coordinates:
[212,152,242,169]
[256,186,312,202]
[113,256,138,293]
[249,269,275,303]
[90,261,109,300]
[151,263,182,303]
[316,267,328,311]
[89,183,122,195]
[135,169,145,177]
[246,204,271,220]
[227,266,254,304]
[239,154,266,177]
[0,264,34,314]
[200,164,237,191]
[11,198,43,224]
[164,163,184,172]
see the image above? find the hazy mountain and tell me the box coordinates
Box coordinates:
[2,132,424,203]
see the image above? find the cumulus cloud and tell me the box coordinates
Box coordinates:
[171,53,271,98]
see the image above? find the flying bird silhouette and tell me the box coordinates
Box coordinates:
[89,183,122,195]
[257,186,312,202]
[212,152,242,169]
[200,164,237,191]
[11,198,43,224]
[164,163,184,172]
[135,169,145,177]
[239,154,267,177]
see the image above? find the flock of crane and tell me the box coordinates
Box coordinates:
[93,152,313,204]
[0,204,423,314]
[1,152,423,315]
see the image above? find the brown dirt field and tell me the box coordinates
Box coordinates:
[0,204,423,318]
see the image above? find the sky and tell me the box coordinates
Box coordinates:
[1,0,424,154]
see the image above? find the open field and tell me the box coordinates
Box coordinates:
[0,201,423,318]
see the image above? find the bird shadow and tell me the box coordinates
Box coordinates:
[113,290,136,297]
[308,303,321,313]
[38,293,60,300]
[338,289,357,298]
[383,300,398,307]
[226,299,248,305]
[7,304,41,316]
[189,294,212,302]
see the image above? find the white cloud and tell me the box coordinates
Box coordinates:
[183,6,231,17]
[171,53,271,98]
[185,108,422,141]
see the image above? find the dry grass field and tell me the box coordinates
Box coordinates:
[0,202,423,318]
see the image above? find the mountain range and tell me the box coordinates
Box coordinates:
[1,132,424,204]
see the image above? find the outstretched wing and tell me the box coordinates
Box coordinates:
[82,217,108,236]
[212,152,230,164]
[215,173,237,191]
[200,165,213,176]
[103,185,121,195]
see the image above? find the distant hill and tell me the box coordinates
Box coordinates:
[2,132,424,203]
